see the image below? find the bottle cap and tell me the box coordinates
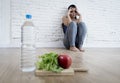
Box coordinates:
[26,14,32,19]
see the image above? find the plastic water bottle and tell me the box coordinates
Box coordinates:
[21,14,36,72]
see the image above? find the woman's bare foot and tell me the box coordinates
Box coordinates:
[70,46,79,52]
[79,48,85,52]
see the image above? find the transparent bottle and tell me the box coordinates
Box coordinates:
[21,14,36,72]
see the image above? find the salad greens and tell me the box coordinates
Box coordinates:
[36,52,63,72]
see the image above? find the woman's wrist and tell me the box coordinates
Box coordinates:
[77,19,82,24]
[67,15,72,23]
[78,15,82,23]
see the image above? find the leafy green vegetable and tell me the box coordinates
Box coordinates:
[36,52,63,72]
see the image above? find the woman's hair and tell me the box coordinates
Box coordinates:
[68,4,77,10]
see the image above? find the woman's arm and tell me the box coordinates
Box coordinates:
[76,10,82,23]
[62,16,68,26]
[67,8,72,24]
[62,16,68,34]
[62,8,74,26]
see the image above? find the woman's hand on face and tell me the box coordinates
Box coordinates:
[76,10,82,23]
[67,8,72,17]
[67,8,72,23]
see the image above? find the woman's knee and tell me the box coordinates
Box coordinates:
[69,21,77,28]
[78,22,87,32]
[78,22,86,26]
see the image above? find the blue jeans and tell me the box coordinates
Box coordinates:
[63,21,87,49]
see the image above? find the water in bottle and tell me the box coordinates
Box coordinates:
[21,14,36,72]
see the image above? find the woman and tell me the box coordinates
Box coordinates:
[62,4,87,52]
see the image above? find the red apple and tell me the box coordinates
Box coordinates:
[57,54,72,69]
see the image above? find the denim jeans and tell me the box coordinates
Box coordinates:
[63,21,87,49]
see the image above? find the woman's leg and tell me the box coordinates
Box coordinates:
[63,21,79,51]
[77,22,87,51]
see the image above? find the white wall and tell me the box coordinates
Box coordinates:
[1,0,120,47]
[84,0,120,47]
[0,0,10,47]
